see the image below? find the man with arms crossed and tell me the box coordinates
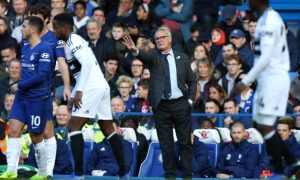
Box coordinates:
[0,16,53,180]
[52,13,126,178]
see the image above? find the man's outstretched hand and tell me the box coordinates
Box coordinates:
[123,36,138,52]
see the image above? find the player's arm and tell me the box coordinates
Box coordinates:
[69,36,93,92]
[18,48,52,90]
[242,22,278,85]
[57,57,71,99]
[56,40,71,100]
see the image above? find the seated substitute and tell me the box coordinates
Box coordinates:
[86,137,133,176]
[215,122,259,178]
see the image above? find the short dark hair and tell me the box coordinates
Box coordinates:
[25,16,44,33]
[0,0,8,9]
[205,98,220,110]
[112,22,127,30]
[30,3,51,23]
[92,7,105,16]
[190,22,202,33]
[53,13,74,30]
[120,115,138,129]
[74,0,86,9]
[201,118,215,128]
[277,119,293,130]
[224,98,238,107]
[224,42,237,51]
[249,16,258,24]
[105,55,119,63]
[1,42,17,52]
[137,79,149,90]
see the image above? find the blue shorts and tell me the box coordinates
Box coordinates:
[9,96,53,133]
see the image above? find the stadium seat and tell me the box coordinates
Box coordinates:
[289,71,298,81]
[245,128,264,144]
[137,126,151,141]
[120,127,137,142]
[150,129,178,143]
[205,143,220,172]
[120,128,138,176]
[138,142,165,177]
[253,143,263,154]
[216,127,232,142]
[82,127,95,142]
[67,141,94,174]
[193,129,220,171]
[193,129,221,143]
[292,129,300,143]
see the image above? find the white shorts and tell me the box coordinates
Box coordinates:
[71,88,112,120]
[253,75,289,125]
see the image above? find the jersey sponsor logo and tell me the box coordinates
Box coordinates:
[41,53,50,59]
[226,154,231,160]
[71,45,82,54]
[22,63,35,70]
[22,63,34,68]
[259,31,273,37]
[57,40,64,45]
[40,59,51,62]
[57,40,65,49]
[30,55,35,61]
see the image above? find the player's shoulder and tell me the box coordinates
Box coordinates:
[66,33,84,47]
[21,40,30,48]
[37,41,53,52]
[262,8,282,26]
[42,30,58,43]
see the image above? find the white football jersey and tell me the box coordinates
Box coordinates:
[65,33,109,97]
[242,8,290,85]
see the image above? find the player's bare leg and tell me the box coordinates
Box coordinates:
[98,120,126,176]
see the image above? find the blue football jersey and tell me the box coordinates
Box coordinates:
[41,30,65,64]
[17,41,53,99]
[22,30,65,75]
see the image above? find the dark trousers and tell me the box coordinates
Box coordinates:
[154,97,193,178]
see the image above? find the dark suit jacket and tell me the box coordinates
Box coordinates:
[137,48,196,110]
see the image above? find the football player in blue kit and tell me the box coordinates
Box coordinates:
[28,4,71,177]
[0,16,54,180]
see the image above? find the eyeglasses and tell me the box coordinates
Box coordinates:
[154,36,168,42]
[118,86,131,89]
[131,64,143,68]
[226,63,239,66]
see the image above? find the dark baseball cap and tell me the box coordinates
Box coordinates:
[223,4,236,20]
[230,29,245,38]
